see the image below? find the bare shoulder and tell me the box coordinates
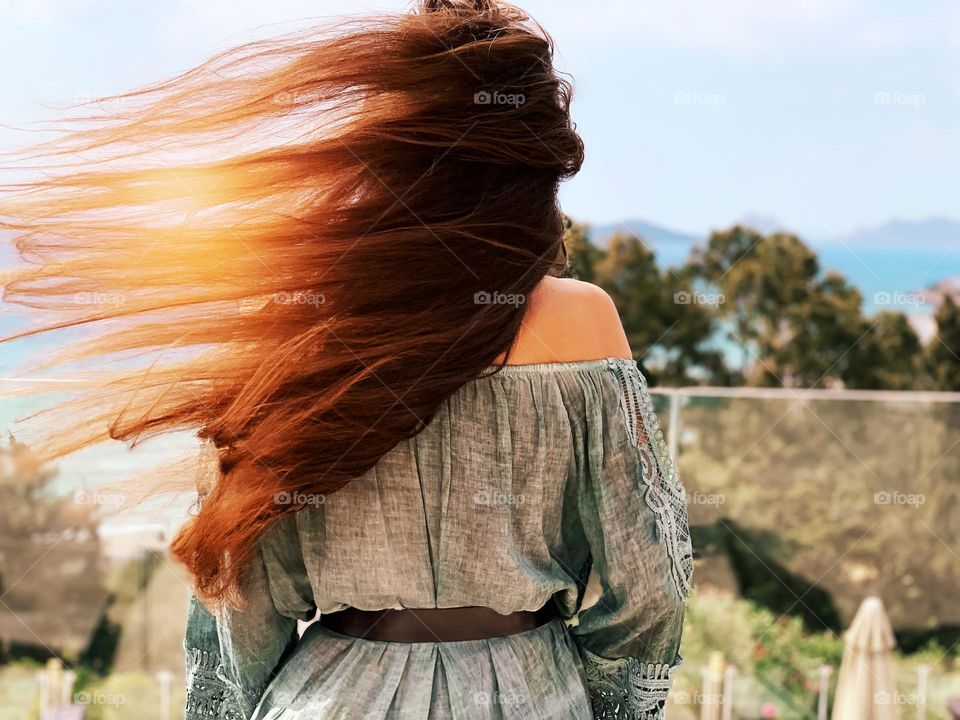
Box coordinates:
[503,276,632,365]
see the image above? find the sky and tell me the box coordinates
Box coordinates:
[0,0,958,240]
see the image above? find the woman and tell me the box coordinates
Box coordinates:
[0,1,691,718]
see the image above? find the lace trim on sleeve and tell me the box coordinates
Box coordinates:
[608,358,694,601]
[581,647,680,719]
[184,647,247,720]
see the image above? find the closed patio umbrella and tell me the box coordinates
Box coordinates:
[831,596,899,720]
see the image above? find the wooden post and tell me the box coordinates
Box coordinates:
[817,665,832,720]
[61,669,75,705]
[700,652,725,720]
[35,671,49,718]
[916,664,928,720]
[721,665,736,720]
[668,391,680,463]
[157,670,173,720]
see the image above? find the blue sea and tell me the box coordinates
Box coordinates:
[651,241,955,316]
[816,243,954,315]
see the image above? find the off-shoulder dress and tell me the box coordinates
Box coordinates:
[184,358,692,720]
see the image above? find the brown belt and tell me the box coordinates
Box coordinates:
[319,604,556,643]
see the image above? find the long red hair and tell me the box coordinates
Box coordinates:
[0,0,582,605]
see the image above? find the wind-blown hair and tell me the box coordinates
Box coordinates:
[0,0,582,605]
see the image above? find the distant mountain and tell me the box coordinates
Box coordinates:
[734,213,790,235]
[589,219,700,247]
[587,214,804,267]
[590,215,960,250]
[589,214,797,248]
[820,217,960,247]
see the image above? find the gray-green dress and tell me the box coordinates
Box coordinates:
[183,358,692,720]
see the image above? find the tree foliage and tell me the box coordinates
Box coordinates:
[566,221,949,390]
[0,434,103,661]
[925,295,960,391]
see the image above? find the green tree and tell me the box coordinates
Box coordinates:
[688,225,923,389]
[848,311,923,390]
[562,221,600,282]
[0,433,69,538]
[925,295,960,391]
[593,232,728,385]
[689,226,826,386]
[564,220,929,389]
[0,434,103,662]
[778,271,865,388]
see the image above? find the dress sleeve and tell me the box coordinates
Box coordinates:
[184,444,316,719]
[570,359,693,719]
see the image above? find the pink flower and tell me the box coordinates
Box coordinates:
[760,702,779,719]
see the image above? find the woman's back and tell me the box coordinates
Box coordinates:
[184,280,692,719]
[286,278,637,612]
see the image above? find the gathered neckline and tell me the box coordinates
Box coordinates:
[481,356,637,377]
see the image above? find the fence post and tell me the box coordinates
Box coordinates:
[916,664,928,719]
[157,670,173,720]
[668,390,680,463]
[700,652,725,720]
[35,670,49,718]
[721,665,736,720]
[61,669,75,705]
[817,665,832,720]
